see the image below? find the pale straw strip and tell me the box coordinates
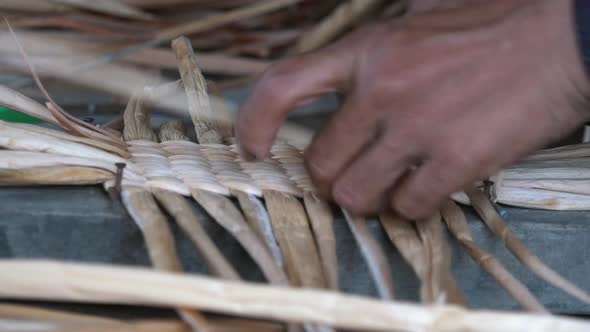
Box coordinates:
[502,164,590,180]
[500,178,590,196]
[51,0,153,20]
[0,150,143,182]
[0,298,282,332]
[1,260,589,332]
[295,0,386,53]
[6,24,128,154]
[525,142,590,161]
[0,120,135,172]
[0,165,113,186]
[0,303,119,326]
[495,186,590,210]
[0,0,72,13]
[155,0,302,47]
[0,85,58,124]
[1,318,282,332]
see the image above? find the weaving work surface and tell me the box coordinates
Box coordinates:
[2,32,590,332]
[3,185,590,313]
[125,140,309,197]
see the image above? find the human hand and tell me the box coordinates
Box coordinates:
[237,0,590,219]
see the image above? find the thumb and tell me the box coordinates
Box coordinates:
[237,48,353,160]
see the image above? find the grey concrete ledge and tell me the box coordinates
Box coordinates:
[1,186,589,314]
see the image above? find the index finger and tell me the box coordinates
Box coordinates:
[237,50,352,160]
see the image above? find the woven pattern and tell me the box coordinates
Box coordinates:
[126,140,309,197]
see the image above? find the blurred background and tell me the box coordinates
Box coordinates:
[0,0,408,135]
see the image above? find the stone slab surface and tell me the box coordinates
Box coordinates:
[1,186,589,314]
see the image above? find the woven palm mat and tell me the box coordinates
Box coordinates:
[0,36,590,332]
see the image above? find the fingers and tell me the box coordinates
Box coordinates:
[388,86,545,219]
[391,157,471,220]
[331,131,423,215]
[390,116,498,220]
[237,50,353,160]
[304,96,378,197]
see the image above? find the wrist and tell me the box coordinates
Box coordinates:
[574,0,590,85]
[538,0,590,119]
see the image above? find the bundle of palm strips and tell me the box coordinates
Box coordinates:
[1,35,590,332]
[0,0,406,93]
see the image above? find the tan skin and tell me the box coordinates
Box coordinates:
[237,0,590,219]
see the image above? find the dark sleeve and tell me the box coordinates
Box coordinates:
[575,0,590,78]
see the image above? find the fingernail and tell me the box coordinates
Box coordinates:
[333,183,360,212]
[240,148,257,161]
[392,198,416,220]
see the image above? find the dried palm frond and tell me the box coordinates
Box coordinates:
[295,0,387,52]
[379,212,466,305]
[52,0,154,20]
[121,90,210,331]
[170,36,289,288]
[1,260,589,332]
[452,146,590,210]
[343,209,395,300]
[0,302,283,332]
[1,0,401,95]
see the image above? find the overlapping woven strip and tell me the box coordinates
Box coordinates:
[125,140,308,197]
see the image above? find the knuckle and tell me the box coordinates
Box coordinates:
[379,130,422,160]
[392,196,419,220]
[305,154,337,189]
[379,136,408,156]
[436,145,490,189]
[391,182,433,220]
[333,180,370,216]
[257,60,298,96]
[335,195,366,216]
[392,193,433,220]
[439,145,476,172]
[264,58,295,77]
[390,28,414,46]
[365,71,414,102]
[257,76,287,101]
